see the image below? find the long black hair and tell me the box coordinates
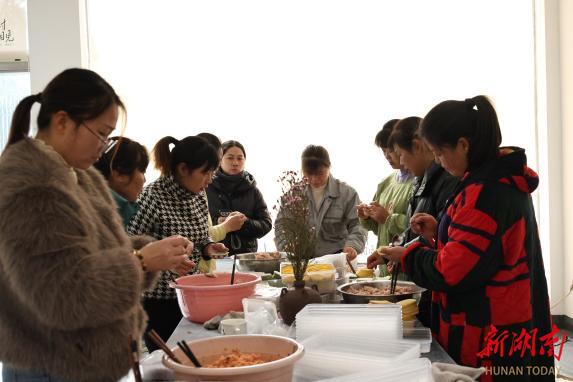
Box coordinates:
[7,68,124,147]
[197,132,222,152]
[222,140,246,157]
[421,95,502,170]
[153,136,219,176]
[387,117,422,152]
[374,119,399,149]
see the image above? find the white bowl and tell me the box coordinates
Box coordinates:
[162,335,304,381]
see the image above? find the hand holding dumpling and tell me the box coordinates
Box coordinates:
[139,235,194,272]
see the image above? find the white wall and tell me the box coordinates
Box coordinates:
[536,0,573,319]
[535,0,565,316]
[558,0,573,319]
[27,0,88,92]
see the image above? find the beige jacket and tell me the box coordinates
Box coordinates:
[0,139,157,381]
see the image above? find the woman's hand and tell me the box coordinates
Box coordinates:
[172,258,196,276]
[366,248,385,269]
[378,245,406,263]
[386,261,395,274]
[343,246,358,261]
[203,242,229,257]
[222,212,247,232]
[410,213,437,241]
[356,203,370,220]
[368,202,390,224]
[139,235,192,272]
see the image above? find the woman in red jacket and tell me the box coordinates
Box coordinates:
[371,96,554,381]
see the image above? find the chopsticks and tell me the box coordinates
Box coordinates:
[128,336,142,382]
[147,330,201,367]
[230,252,237,285]
[346,257,357,275]
[146,329,181,364]
[177,340,202,367]
[390,262,401,295]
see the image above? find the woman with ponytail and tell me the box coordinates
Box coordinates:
[0,68,193,382]
[378,96,553,381]
[127,135,228,351]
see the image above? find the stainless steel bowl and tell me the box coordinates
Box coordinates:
[337,280,425,303]
[235,252,287,274]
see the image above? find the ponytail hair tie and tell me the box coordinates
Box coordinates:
[465,98,477,110]
[35,92,43,103]
[169,136,180,150]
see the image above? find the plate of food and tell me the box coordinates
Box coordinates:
[337,280,425,303]
[235,252,287,274]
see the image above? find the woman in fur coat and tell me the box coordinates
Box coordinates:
[0,68,193,382]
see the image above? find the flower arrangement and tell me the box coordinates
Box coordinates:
[275,170,316,283]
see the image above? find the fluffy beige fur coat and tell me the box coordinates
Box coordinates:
[0,138,157,381]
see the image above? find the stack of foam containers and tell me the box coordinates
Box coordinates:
[403,326,433,353]
[293,304,433,381]
[294,334,422,381]
[295,304,402,341]
[313,358,434,382]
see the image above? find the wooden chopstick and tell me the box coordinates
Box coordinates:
[177,341,202,367]
[128,336,143,382]
[346,257,357,275]
[230,252,237,285]
[146,330,181,364]
[390,262,400,295]
[391,264,397,295]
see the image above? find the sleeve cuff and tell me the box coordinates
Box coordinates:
[401,241,423,273]
[208,224,228,242]
[130,235,155,250]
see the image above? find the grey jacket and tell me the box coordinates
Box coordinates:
[0,139,157,382]
[275,175,367,257]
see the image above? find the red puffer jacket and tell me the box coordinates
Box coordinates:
[402,148,555,382]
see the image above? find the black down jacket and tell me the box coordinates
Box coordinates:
[206,170,272,255]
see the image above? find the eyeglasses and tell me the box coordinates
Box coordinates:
[81,123,117,154]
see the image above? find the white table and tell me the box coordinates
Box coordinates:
[139,257,455,380]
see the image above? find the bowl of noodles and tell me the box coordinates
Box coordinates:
[162,335,304,381]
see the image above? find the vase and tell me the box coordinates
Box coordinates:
[278,280,322,325]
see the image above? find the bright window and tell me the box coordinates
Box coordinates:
[0,71,30,149]
[87,0,536,256]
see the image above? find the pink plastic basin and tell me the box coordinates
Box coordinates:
[173,272,260,323]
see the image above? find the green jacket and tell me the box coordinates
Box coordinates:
[360,171,413,248]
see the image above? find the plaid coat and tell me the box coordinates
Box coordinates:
[127,175,212,299]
